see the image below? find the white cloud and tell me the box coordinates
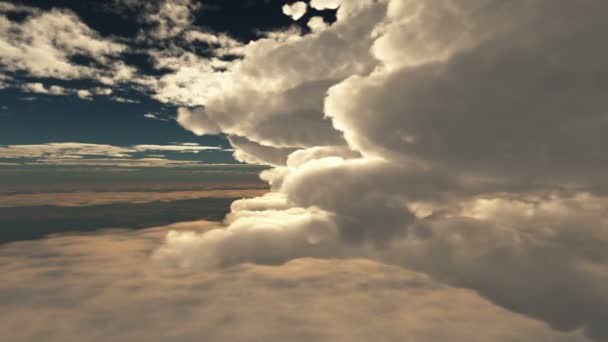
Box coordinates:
[20,83,114,99]
[282,1,308,21]
[144,112,170,121]
[310,0,343,10]
[133,144,224,152]
[92,87,113,95]
[0,142,229,167]
[307,16,329,32]
[76,89,93,100]
[0,7,126,80]
[144,0,200,39]
[21,82,70,95]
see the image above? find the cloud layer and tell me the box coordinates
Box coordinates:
[3,1,608,340]
[0,226,592,342]
[0,142,232,167]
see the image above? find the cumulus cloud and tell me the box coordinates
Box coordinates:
[0,226,593,342]
[282,1,308,21]
[158,1,608,340]
[0,5,126,80]
[307,16,329,32]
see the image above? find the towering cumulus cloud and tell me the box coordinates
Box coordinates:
[163,1,608,340]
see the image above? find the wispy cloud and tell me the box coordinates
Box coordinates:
[0,188,266,208]
[0,142,231,167]
[144,113,172,121]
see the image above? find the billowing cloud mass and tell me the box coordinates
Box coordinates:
[0,226,593,342]
[160,1,608,341]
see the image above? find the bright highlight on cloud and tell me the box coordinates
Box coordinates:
[282,1,308,21]
[310,0,343,10]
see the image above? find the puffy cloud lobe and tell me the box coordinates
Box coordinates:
[175,0,387,154]
[307,16,329,32]
[282,1,308,21]
[384,194,608,340]
[310,0,343,10]
[228,136,298,166]
[156,206,341,268]
[176,107,221,135]
[326,0,608,187]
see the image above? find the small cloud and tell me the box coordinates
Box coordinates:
[307,16,328,32]
[93,87,113,96]
[77,89,93,100]
[112,96,140,104]
[282,1,307,21]
[144,113,172,121]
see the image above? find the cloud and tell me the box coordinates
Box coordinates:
[0,189,267,208]
[282,2,308,21]
[19,83,115,99]
[0,142,230,167]
[0,226,592,342]
[0,6,126,80]
[76,89,93,100]
[310,0,343,10]
[307,16,329,32]
[144,113,171,121]
[142,0,200,39]
[2,0,607,340]
[158,1,608,340]
[21,82,68,95]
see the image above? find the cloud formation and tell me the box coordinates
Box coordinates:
[2,0,608,340]
[0,226,592,342]
[160,1,608,340]
[0,189,267,208]
[0,4,127,81]
[0,142,230,167]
